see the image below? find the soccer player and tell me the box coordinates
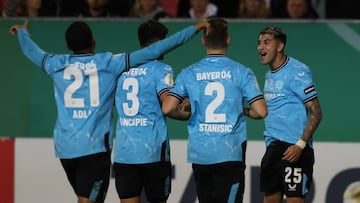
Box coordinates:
[162,17,267,203]
[257,26,322,203]
[113,20,176,203]
[9,18,208,203]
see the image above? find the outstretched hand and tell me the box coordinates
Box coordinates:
[9,19,28,35]
[194,12,209,31]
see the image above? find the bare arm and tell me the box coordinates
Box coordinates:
[243,98,267,119]
[282,98,322,162]
[162,95,191,121]
[300,98,323,142]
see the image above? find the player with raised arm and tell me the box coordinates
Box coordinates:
[9,18,208,203]
[113,20,179,203]
[162,17,267,203]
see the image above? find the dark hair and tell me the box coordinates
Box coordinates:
[137,20,168,47]
[65,21,93,52]
[203,17,228,49]
[259,26,287,46]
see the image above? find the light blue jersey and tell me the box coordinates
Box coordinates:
[16,25,198,159]
[114,60,174,164]
[263,57,318,147]
[169,55,263,164]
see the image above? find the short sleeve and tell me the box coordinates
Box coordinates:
[156,64,174,96]
[168,69,188,102]
[290,67,318,103]
[242,68,264,104]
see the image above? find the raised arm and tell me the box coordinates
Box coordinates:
[9,20,47,67]
[128,14,209,68]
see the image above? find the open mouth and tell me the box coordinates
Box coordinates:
[259,52,267,59]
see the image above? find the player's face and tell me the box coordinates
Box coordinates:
[257,33,279,66]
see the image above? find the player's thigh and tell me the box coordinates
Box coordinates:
[114,163,143,199]
[193,161,245,203]
[260,141,290,195]
[214,161,245,203]
[61,152,111,203]
[143,161,172,202]
[283,146,314,198]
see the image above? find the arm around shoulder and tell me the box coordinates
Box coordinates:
[244,98,268,119]
[162,95,190,121]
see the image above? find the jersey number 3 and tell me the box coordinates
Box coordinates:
[122,78,140,116]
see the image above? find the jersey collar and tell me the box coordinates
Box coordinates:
[271,56,289,73]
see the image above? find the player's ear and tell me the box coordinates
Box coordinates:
[226,36,231,46]
[277,41,285,53]
[201,37,206,46]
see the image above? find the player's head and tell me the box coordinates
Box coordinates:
[257,26,287,66]
[202,17,229,50]
[137,20,168,48]
[259,26,287,47]
[65,21,94,53]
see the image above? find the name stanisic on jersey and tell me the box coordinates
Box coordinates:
[197,70,233,133]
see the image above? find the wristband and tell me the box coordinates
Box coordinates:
[295,139,307,149]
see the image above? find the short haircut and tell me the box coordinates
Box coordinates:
[137,20,168,47]
[259,26,287,46]
[203,17,228,49]
[65,21,93,52]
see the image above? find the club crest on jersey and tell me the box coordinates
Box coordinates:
[275,80,284,89]
[164,73,174,86]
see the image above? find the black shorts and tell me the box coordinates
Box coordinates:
[60,152,111,203]
[192,161,245,203]
[260,140,314,198]
[114,161,172,202]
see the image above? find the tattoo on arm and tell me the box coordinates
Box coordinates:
[302,98,323,141]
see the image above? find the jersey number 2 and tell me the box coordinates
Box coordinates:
[205,82,226,123]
